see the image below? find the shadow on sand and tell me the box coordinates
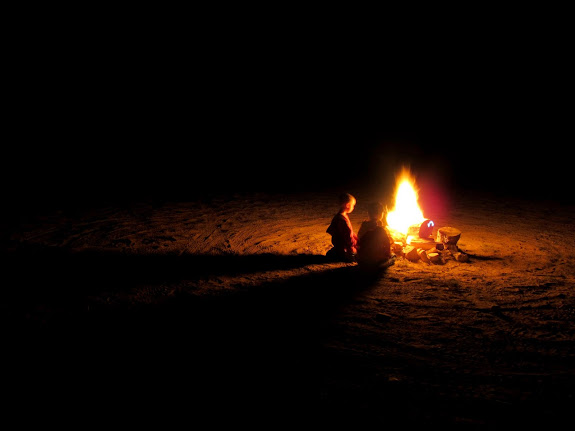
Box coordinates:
[4,245,386,301]
[5,246,389,424]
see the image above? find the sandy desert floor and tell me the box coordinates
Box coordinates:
[2,186,574,428]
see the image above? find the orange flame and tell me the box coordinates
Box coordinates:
[386,167,425,236]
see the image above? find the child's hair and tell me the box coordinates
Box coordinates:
[367,201,384,220]
[338,192,355,206]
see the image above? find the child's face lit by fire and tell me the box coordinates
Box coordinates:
[346,199,356,214]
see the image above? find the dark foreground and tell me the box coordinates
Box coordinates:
[2,245,573,428]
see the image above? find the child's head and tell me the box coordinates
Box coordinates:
[338,192,356,214]
[367,201,384,221]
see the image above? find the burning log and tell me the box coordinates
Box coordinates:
[407,238,438,250]
[407,225,420,237]
[392,229,469,265]
[404,246,420,262]
[391,224,469,265]
[392,242,404,255]
[436,227,461,245]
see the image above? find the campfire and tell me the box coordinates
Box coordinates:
[386,167,468,264]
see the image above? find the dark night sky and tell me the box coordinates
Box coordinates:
[6,33,571,212]
[80,70,569,204]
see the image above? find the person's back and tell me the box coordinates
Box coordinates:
[357,201,393,269]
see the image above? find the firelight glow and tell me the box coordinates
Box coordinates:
[386,168,426,236]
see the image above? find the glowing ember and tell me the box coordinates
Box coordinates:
[386,167,426,237]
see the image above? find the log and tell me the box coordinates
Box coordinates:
[407,225,420,237]
[408,238,439,250]
[418,248,430,263]
[392,242,404,255]
[427,252,444,264]
[388,230,405,243]
[453,252,469,262]
[446,244,459,253]
[403,246,420,262]
[436,226,461,245]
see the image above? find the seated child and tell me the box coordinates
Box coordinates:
[326,192,358,262]
[356,201,394,269]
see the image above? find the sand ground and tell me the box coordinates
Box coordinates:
[2,187,574,427]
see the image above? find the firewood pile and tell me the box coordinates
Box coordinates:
[389,225,469,264]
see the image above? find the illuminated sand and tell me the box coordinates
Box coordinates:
[3,188,575,427]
